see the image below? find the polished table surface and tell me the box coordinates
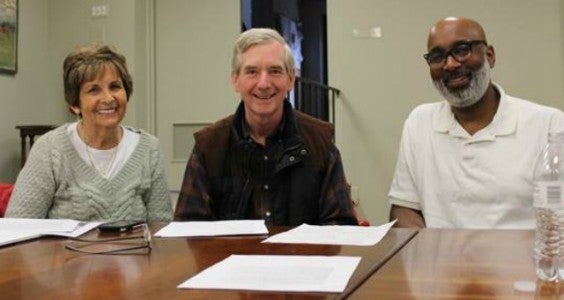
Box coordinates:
[0,224,417,299]
[349,228,564,299]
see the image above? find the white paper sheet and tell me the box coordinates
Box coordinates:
[0,218,82,232]
[178,254,361,293]
[0,230,41,247]
[262,220,397,246]
[154,220,268,237]
[0,218,101,247]
[44,222,101,237]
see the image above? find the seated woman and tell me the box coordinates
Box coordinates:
[6,44,173,222]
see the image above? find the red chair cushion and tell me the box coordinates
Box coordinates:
[358,219,370,226]
[0,183,14,217]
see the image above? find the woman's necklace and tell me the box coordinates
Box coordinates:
[85,143,118,178]
[79,123,122,178]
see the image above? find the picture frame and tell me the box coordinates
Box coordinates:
[0,0,17,74]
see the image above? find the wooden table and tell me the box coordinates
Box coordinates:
[0,225,417,299]
[349,228,564,299]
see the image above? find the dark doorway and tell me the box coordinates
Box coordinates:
[241,0,329,121]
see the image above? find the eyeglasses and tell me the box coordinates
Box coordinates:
[65,223,152,255]
[424,40,487,68]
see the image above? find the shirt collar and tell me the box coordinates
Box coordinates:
[236,100,289,144]
[433,82,517,139]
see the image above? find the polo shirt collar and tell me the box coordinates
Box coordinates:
[433,82,517,139]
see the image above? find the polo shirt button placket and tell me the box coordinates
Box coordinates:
[461,141,474,161]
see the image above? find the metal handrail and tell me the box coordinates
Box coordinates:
[292,77,340,126]
[295,77,341,95]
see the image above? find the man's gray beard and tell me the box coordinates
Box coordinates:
[433,60,491,108]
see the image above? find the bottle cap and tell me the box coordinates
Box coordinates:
[512,280,536,293]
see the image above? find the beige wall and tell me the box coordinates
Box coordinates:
[562,0,564,101]
[0,0,61,182]
[327,0,564,223]
[0,0,151,182]
[154,0,240,190]
[48,0,149,129]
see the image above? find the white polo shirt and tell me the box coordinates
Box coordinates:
[389,83,564,229]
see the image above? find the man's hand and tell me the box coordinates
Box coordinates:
[389,205,426,228]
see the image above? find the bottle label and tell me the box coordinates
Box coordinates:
[533,181,564,208]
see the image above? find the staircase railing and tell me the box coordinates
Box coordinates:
[292,77,340,126]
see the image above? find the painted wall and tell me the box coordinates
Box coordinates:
[327,0,564,223]
[154,0,240,190]
[0,0,150,182]
[0,0,63,182]
[47,0,148,129]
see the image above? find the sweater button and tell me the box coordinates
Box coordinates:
[289,156,295,162]
[263,184,269,190]
[300,149,307,156]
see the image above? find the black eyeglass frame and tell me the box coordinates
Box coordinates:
[423,40,487,67]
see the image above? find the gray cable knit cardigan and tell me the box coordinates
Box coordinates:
[6,124,173,222]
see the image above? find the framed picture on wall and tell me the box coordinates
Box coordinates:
[0,0,17,74]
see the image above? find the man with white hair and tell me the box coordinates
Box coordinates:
[175,28,358,226]
[388,17,564,229]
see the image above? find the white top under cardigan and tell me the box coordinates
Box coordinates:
[67,122,140,179]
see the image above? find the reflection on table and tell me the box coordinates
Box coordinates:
[349,228,564,299]
[0,224,417,299]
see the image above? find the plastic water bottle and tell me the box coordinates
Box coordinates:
[533,132,564,282]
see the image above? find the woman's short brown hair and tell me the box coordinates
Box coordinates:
[63,44,133,109]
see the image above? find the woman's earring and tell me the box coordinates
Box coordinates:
[71,108,81,120]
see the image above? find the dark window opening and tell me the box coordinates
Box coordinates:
[240,0,330,122]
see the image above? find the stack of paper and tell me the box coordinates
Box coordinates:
[262,220,397,246]
[175,220,398,293]
[178,254,361,293]
[0,218,100,247]
[154,220,268,237]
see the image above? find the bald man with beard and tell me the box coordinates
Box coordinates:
[388,17,564,229]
